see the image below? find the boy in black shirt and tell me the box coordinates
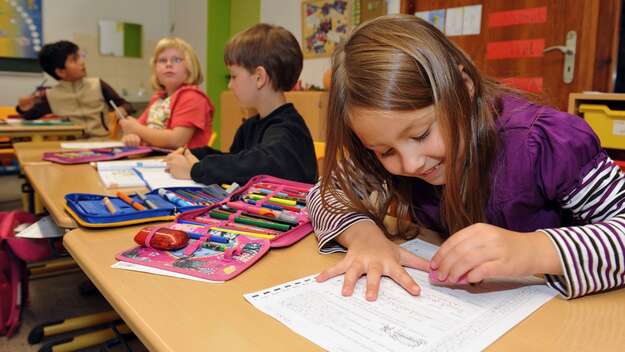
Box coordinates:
[165,24,317,185]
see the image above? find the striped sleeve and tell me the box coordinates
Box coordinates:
[539,156,625,299]
[306,182,375,253]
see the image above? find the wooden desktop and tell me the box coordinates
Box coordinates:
[63,226,625,352]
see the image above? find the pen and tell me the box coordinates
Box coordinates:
[208,210,291,232]
[211,227,275,239]
[116,192,146,211]
[247,193,297,206]
[102,197,117,214]
[32,78,47,94]
[136,192,158,209]
[158,189,194,207]
[109,100,126,120]
[185,232,230,244]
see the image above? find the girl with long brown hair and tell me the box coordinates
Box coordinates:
[308,15,625,301]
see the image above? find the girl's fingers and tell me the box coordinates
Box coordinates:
[431,225,482,269]
[465,261,499,283]
[316,260,349,283]
[388,265,421,296]
[365,264,383,301]
[399,248,430,272]
[342,263,365,296]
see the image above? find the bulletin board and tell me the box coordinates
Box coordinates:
[0,0,43,72]
[301,0,350,58]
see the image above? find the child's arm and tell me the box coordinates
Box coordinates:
[189,121,315,185]
[307,182,429,301]
[119,118,194,149]
[100,79,136,115]
[16,92,52,120]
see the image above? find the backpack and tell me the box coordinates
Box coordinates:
[0,211,51,338]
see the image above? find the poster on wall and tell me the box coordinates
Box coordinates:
[0,0,43,72]
[301,0,350,58]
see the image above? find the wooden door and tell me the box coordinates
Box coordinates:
[404,0,621,110]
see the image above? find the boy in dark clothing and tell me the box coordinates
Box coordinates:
[165,24,317,185]
[16,40,135,137]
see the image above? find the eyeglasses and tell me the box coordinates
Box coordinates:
[156,56,185,66]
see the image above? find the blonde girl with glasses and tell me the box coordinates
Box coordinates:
[308,15,625,301]
[120,37,213,149]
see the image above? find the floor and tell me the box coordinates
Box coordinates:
[0,175,147,351]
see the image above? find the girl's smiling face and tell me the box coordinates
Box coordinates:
[349,105,447,185]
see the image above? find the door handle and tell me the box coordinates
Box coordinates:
[543,31,577,84]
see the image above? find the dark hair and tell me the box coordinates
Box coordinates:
[224,23,303,92]
[38,40,79,80]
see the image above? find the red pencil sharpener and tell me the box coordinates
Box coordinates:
[134,227,189,250]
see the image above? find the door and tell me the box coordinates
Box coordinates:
[406,0,621,110]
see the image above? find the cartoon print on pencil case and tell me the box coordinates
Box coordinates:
[172,257,216,274]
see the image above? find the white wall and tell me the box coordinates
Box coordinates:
[260,0,401,88]
[170,0,207,92]
[261,0,328,89]
[0,0,208,106]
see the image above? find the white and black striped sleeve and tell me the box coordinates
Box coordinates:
[306,182,375,253]
[539,157,625,298]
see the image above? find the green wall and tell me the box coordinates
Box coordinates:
[230,0,260,36]
[206,0,260,150]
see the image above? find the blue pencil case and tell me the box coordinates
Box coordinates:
[64,186,228,228]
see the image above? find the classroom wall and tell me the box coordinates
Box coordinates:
[171,0,208,92]
[259,0,401,88]
[0,0,207,107]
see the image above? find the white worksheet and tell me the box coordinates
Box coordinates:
[245,238,557,352]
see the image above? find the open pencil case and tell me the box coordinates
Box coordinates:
[64,185,230,227]
[115,175,315,281]
[43,146,170,164]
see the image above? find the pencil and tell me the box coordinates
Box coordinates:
[116,191,146,211]
[211,227,275,239]
[136,192,158,209]
[109,100,126,120]
[102,197,117,214]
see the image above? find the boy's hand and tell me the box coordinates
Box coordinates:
[165,153,193,179]
[122,133,142,147]
[429,223,562,285]
[316,221,429,301]
[118,117,141,134]
[18,95,37,111]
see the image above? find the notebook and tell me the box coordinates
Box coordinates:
[244,238,557,352]
[60,141,125,149]
[94,159,165,188]
[15,216,64,239]
[134,166,205,189]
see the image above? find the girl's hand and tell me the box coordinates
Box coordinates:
[165,153,193,179]
[429,223,562,285]
[122,133,142,147]
[316,221,430,301]
[118,117,141,134]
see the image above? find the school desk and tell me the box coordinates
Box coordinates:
[22,162,147,228]
[63,226,625,352]
[0,121,85,142]
[13,141,62,165]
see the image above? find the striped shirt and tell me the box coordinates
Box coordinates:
[306,157,625,299]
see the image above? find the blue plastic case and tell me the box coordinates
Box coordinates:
[64,187,224,227]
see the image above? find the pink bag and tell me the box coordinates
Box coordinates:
[0,211,51,338]
[116,175,314,281]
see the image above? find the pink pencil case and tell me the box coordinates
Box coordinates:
[116,175,314,281]
[43,146,167,164]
